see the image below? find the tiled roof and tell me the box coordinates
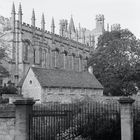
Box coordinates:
[30,67,103,89]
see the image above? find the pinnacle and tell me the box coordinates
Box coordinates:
[32,9,35,20]
[51,17,55,27]
[18,3,22,14]
[41,13,45,24]
[12,2,15,14]
[69,15,76,33]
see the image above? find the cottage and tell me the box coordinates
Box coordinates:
[18,67,103,103]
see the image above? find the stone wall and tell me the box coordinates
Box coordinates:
[2,94,23,104]
[0,104,15,140]
[41,88,103,103]
[22,69,42,101]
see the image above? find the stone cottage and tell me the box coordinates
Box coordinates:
[18,67,103,103]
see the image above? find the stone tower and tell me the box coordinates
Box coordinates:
[111,24,121,31]
[94,14,105,47]
[95,14,105,32]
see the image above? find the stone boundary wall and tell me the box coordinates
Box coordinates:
[0,104,15,140]
[0,97,136,140]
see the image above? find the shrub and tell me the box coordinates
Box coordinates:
[0,82,18,95]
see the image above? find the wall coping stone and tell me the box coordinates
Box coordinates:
[118,97,135,104]
[13,98,35,105]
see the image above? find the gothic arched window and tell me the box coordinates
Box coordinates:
[64,51,68,69]
[33,48,36,64]
[72,53,76,70]
[55,48,60,68]
[24,40,30,61]
[42,49,46,67]
[79,55,83,71]
[39,48,42,64]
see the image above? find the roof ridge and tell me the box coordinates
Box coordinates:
[31,66,87,74]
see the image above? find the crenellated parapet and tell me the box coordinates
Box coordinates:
[20,20,90,54]
[95,14,105,21]
[111,24,121,31]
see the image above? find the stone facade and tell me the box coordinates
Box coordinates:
[0,3,90,86]
[0,3,122,86]
[0,3,108,86]
[0,104,15,140]
[60,14,105,47]
[41,88,103,103]
[0,118,15,140]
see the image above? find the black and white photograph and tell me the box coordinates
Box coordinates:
[0,0,139,140]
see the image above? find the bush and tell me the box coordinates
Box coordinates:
[71,101,121,140]
[0,82,18,95]
[30,100,140,140]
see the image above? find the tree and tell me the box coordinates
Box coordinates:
[88,29,140,96]
[0,39,10,62]
[0,81,18,94]
[0,47,6,60]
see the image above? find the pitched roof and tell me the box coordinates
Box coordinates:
[29,67,103,89]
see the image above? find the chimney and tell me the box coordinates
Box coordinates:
[88,66,93,75]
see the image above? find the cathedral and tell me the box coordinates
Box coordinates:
[0,3,120,87]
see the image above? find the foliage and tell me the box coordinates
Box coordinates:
[88,29,140,96]
[0,47,6,60]
[71,100,121,140]
[0,81,18,94]
[30,100,140,140]
[0,40,10,62]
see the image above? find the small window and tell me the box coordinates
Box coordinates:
[29,80,32,84]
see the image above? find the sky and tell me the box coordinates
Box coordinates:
[0,0,140,38]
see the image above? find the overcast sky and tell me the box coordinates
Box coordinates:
[0,0,140,38]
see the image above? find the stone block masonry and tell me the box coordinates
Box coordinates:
[0,104,15,140]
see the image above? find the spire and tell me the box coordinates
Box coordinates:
[76,28,79,41]
[11,2,16,31]
[82,28,86,44]
[107,23,109,32]
[51,17,55,34]
[18,3,23,25]
[31,9,35,27]
[69,15,76,33]
[18,3,22,14]
[41,13,45,30]
[11,2,16,14]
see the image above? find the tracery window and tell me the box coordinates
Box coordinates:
[63,51,68,69]
[39,48,42,64]
[24,41,30,61]
[33,48,36,64]
[55,48,59,68]
[42,49,46,67]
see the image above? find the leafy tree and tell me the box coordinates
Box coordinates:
[88,29,140,96]
[0,81,18,94]
[0,47,6,60]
